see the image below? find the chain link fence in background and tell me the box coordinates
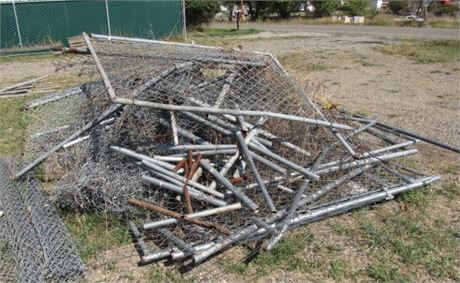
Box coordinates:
[0,0,185,52]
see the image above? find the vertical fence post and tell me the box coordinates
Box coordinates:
[12,0,23,48]
[104,0,112,37]
[181,0,187,41]
[0,3,3,53]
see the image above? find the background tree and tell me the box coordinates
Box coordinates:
[272,0,299,19]
[313,0,339,17]
[185,0,220,28]
[388,0,409,15]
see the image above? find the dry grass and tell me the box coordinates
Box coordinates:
[248,15,459,29]
[379,39,460,63]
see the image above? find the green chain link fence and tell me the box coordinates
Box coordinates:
[0,0,185,52]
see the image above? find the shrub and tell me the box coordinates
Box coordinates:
[428,1,460,16]
[313,0,340,17]
[343,0,369,16]
[185,0,219,28]
[388,0,409,15]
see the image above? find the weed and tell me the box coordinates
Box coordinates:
[368,263,409,282]
[224,261,249,275]
[426,257,460,280]
[147,266,186,283]
[397,188,429,209]
[330,260,350,280]
[331,223,353,236]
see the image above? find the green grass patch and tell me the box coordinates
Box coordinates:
[0,96,37,157]
[194,28,262,38]
[368,263,410,282]
[379,39,460,64]
[0,53,56,64]
[62,212,131,261]
[397,187,430,209]
[188,28,262,46]
[359,213,459,281]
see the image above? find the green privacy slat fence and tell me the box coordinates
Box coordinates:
[0,0,184,50]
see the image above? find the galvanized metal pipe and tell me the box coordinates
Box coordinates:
[317,140,417,170]
[250,151,287,175]
[83,32,117,100]
[153,144,237,152]
[170,111,179,145]
[214,73,237,108]
[160,229,195,255]
[143,203,242,230]
[142,160,224,198]
[248,142,319,180]
[354,114,460,153]
[12,0,22,47]
[236,131,276,212]
[113,97,353,130]
[199,159,258,211]
[315,149,418,175]
[128,221,149,256]
[169,149,237,157]
[158,117,209,145]
[110,145,177,171]
[142,175,227,207]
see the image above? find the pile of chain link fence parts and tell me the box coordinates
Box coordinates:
[7,33,451,278]
[0,159,85,282]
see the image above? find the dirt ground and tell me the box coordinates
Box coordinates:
[0,32,459,282]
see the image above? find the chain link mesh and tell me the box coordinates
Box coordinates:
[0,159,85,282]
[0,0,184,51]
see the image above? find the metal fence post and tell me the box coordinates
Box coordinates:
[12,0,23,48]
[104,0,112,37]
[0,3,3,52]
[181,0,187,41]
